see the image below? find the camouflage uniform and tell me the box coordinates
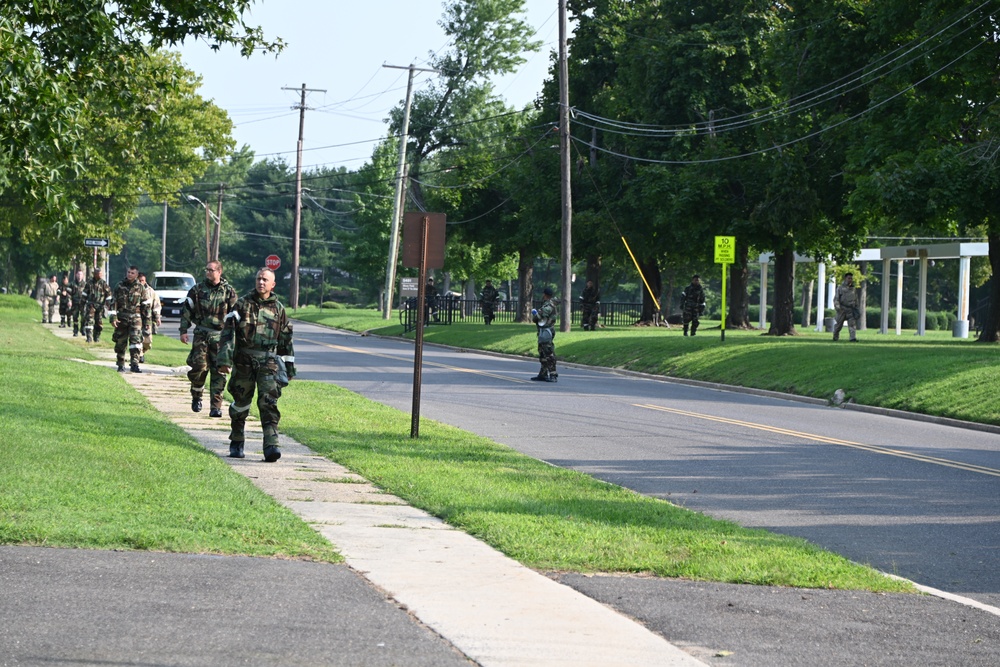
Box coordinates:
[58,277,72,327]
[218,289,295,457]
[41,278,59,323]
[833,276,860,342]
[580,282,600,331]
[480,282,500,325]
[180,278,238,412]
[69,275,86,336]
[82,274,112,342]
[531,295,558,381]
[681,279,706,336]
[111,275,151,371]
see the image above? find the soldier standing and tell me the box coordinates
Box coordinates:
[530,286,558,382]
[681,274,706,336]
[424,277,439,323]
[58,274,73,327]
[110,266,150,373]
[580,279,600,331]
[69,270,86,336]
[833,273,860,342]
[218,268,295,462]
[180,260,238,418]
[82,268,111,343]
[480,279,500,325]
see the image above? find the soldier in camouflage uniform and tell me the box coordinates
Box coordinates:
[218,268,295,462]
[480,279,500,325]
[58,274,73,327]
[180,260,238,418]
[580,279,600,331]
[69,270,86,336]
[82,268,112,343]
[680,274,706,336]
[41,275,59,323]
[110,266,151,373]
[530,286,558,382]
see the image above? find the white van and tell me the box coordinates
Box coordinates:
[152,271,196,318]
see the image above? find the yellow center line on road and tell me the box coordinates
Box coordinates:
[635,403,1000,478]
[300,337,532,384]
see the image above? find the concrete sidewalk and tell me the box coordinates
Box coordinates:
[62,327,704,666]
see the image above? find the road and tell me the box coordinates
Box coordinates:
[290,321,1000,610]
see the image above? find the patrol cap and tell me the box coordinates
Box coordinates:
[692,274,700,280]
[543,287,553,296]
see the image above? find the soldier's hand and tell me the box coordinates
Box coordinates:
[218,365,230,375]
[180,333,189,344]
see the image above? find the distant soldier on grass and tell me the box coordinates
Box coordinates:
[218,268,295,462]
[58,274,72,327]
[680,274,706,337]
[110,265,151,373]
[69,269,86,336]
[41,275,59,324]
[480,279,500,325]
[833,273,860,343]
[180,260,238,418]
[82,267,112,343]
[580,279,600,331]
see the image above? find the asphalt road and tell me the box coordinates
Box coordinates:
[291,322,1000,611]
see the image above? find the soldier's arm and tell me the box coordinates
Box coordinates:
[277,311,296,378]
[216,303,240,370]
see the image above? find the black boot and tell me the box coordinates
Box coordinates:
[191,395,203,413]
[263,445,281,463]
[530,373,548,381]
[209,408,223,418]
[683,324,689,336]
[86,333,92,343]
[130,362,142,373]
[117,363,126,372]
[229,442,245,458]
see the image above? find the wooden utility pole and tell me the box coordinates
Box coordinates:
[382,63,438,320]
[161,202,168,271]
[283,83,326,309]
[211,183,224,261]
[559,0,573,332]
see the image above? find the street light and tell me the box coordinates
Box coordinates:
[186,195,221,261]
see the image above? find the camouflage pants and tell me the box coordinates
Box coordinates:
[42,297,57,323]
[537,338,557,377]
[581,303,598,330]
[83,304,104,340]
[70,303,84,333]
[227,354,283,447]
[187,332,226,410]
[833,306,858,341]
[112,314,143,365]
[481,303,495,325]
[682,305,701,333]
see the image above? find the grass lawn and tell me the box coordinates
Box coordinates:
[293,305,1000,426]
[1,295,917,591]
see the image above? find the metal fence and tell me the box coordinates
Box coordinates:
[400,296,643,332]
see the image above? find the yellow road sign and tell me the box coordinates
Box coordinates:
[714,236,736,264]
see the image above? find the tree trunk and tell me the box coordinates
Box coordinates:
[801,280,813,328]
[978,234,1000,342]
[638,257,662,323]
[858,261,868,330]
[726,243,751,328]
[517,248,534,323]
[767,248,797,335]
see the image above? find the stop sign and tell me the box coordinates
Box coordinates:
[265,254,281,271]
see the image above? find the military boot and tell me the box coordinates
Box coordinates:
[117,363,126,372]
[130,362,142,373]
[73,325,79,337]
[263,445,281,463]
[690,324,698,336]
[191,395,203,413]
[228,442,245,458]
[86,332,92,343]
[683,324,689,336]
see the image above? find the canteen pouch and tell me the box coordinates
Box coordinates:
[538,326,553,344]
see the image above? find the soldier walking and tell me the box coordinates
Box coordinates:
[82,268,111,343]
[69,270,86,336]
[580,279,600,331]
[480,279,500,325]
[180,260,237,418]
[58,274,73,327]
[681,274,706,336]
[111,266,151,373]
[41,275,59,323]
[218,268,295,462]
[833,273,860,342]
[530,287,558,382]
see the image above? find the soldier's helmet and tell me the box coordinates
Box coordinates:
[543,287,553,296]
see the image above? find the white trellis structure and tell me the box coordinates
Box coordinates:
[757,242,987,338]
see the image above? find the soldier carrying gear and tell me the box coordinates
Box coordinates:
[180,260,238,418]
[580,279,600,331]
[69,270,86,336]
[82,268,112,343]
[480,279,500,325]
[217,268,295,462]
[833,273,860,342]
[530,286,559,382]
[58,274,73,327]
[110,266,151,373]
[41,275,59,324]
[680,274,706,336]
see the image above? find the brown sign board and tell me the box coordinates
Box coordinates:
[402,212,446,269]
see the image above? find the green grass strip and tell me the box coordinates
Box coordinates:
[0,295,339,562]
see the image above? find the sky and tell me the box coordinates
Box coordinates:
[177,0,560,172]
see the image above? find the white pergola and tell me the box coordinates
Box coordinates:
[756,242,987,338]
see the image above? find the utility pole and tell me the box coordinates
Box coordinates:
[211,183,224,261]
[283,83,326,309]
[161,202,168,271]
[559,0,573,332]
[381,63,438,320]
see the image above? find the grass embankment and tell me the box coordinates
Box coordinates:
[0,295,338,561]
[2,295,914,591]
[293,306,1000,426]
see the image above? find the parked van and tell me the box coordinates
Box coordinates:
[152,271,196,318]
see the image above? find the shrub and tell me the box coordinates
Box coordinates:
[321,301,345,309]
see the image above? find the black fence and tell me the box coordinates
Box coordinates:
[399,296,643,332]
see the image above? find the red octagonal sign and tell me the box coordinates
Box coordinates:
[265,254,281,271]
